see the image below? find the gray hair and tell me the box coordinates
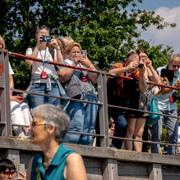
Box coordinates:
[32,104,70,144]
[169,54,180,63]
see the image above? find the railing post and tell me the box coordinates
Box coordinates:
[148,163,162,180]
[97,71,110,147]
[0,50,11,136]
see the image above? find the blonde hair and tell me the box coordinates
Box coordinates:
[65,42,81,55]
[0,35,5,49]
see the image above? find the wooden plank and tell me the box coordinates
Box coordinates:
[1,138,180,167]
[118,162,148,176]
[148,164,162,180]
[103,159,118,180]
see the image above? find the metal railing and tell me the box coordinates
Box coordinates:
[0,49,179,152]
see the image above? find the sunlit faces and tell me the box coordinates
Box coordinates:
[30,114,48,145]
[126,53,140,65]
[139,52,148,63]
[36,28,50,41]
[69,45,81,61]
[171,59,180,71]
[0,170,17,180]
[0,42,4,49]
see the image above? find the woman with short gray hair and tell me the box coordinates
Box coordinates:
[30,104,87,180]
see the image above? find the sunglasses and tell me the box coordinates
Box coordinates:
[2,170,17,176]
[31,121,46,128]
[172,65,180,68]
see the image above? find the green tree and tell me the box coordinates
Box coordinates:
[0,0,175,87]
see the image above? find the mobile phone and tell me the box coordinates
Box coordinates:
[81,50,87,57]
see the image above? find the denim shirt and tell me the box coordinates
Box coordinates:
[31,144,74,180]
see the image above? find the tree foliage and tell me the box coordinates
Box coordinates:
[0,0,175,88]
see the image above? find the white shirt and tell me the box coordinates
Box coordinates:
[26,47,57,75]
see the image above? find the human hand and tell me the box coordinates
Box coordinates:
[78,57,93,68]
[145,58,152,68]
[126,61,139,71]
[49,38,59,48]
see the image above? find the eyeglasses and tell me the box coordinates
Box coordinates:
[2,170,17,176]
[172,65,180,68]
[31,121,46,128]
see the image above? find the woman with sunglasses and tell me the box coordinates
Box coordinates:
[29,104,87,180]
[151,54,180,155]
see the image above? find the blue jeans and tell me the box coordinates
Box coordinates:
[151,109,178,155]
[28,83,61,109]
[111,113,128,148]
[64,93,98,145]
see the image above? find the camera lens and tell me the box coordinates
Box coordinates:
[138,63,144,68]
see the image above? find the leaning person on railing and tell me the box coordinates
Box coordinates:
[107,62,129,149]
[151,54,180,155]
[59,42,98,145]
[121,50,160,152]
[0,35,32,137]
[25,25,64,109]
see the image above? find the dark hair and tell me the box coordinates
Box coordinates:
[0,159,16,173]
[36,25,50,34]
[136,48,148,55]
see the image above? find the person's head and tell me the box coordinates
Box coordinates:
[31,104,70,145]
[136,48,148,64]
[62,36,74,50]
[35,25,50,41]
[168,54,180,71]
[0,159,16,180]
[0,35,5,49]
[125,50,139,66]
[66,42,82,61]
[57,36,74,58]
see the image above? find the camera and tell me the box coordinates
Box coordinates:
[138,63,144,68]
[40,35,52,43]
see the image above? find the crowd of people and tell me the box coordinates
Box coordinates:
[0,25,180,156]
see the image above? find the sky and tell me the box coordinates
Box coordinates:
[136,0,180,52]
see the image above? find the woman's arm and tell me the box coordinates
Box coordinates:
[78,57,97,84]
[65,153,87,180]
[145,59,160,84]
[139,65,148,92]
[50,38,64,64]
[25,47,39,66]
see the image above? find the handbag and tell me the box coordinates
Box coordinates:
[146,97,160,126]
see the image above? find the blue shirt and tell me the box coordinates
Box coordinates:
[31,144,74,180]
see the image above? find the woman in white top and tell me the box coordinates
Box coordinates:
[26,25,64,109]
[0,35,32,136]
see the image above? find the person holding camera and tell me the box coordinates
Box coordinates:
[59,42,98,145]
[151,54,180,155]
[109,49,159,152]
[25,25,64,109]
